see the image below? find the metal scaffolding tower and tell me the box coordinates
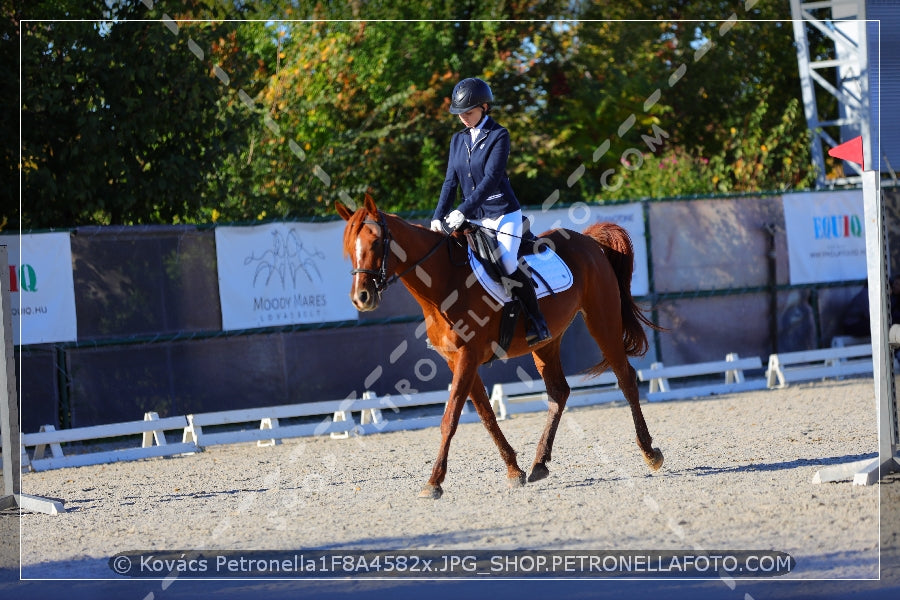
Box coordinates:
[793,1,900,484]
[790,0,871,187]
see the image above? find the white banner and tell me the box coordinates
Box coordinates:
[527,202,649,296]
[783,190,867,284]
[0,232,77,345]
[215,221,357,330]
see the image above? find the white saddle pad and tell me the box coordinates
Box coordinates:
[468,245,573,305]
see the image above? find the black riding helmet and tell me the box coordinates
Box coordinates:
[449,77,493,114]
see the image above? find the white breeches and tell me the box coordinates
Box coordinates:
[470,210,522,275]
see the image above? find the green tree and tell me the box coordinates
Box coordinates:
[208,4,568,220]
[10,1,820,229]
[16,1,276,228]
[0,0,18,230]
[523,1,815,202]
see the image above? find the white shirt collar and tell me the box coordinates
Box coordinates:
[470,115,489,142]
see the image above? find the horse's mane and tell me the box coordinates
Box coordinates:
[342,208,441,260]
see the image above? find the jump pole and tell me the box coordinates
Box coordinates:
[813,137,900,485]
[0,245,64,514]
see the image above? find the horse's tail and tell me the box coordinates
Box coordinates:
[582,222,662,374]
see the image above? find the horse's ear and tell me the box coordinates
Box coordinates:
[335,201,354,222]
[364,193,378,215]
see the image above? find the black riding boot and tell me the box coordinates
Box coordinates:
[505,266,551,346]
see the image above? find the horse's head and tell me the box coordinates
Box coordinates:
[336,194,390,312]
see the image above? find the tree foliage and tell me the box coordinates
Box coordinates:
[16,1,268,228]
[7,0,820,230]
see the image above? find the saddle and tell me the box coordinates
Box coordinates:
[462,217,550,290]
[462,217,553,363]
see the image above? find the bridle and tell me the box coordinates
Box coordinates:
[350,211,394,294]
[350,211,452,294]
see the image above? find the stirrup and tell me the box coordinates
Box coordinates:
[525,317,551,346]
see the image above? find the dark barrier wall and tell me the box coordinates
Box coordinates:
[71,225,221,338]
[14,189,899,431]
[648,196,782,362]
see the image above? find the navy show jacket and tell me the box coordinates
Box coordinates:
[433,116,521,222]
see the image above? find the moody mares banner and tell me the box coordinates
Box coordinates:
[0,232,78,345]
[215,221,357,331]
[782,190,867,285]
[528,202,649,296]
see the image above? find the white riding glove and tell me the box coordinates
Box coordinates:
[430,219,443,232]
[445,209,466,230]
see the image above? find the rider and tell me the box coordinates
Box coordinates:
[430,77,551,346]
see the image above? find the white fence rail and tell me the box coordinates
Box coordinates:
[765,344,873,389]
[489,371,621,420]
[638,353,766,402]
[11,344,876,472]
[22,412,196,471]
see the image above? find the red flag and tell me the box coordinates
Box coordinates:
[828,135,864,169]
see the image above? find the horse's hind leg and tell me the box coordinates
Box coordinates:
[615,362,664,470]
[528,338,570,482]
[583,311,664,471]
[466,374,527,489]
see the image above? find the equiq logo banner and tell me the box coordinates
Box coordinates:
[214,220,358,331]
[0,232,78,345]
[782,190,867,285]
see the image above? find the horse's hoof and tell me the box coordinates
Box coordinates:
[643,448,664,471]
[527,463,550,482]
[418,484,443,499]
[507,473,526,489]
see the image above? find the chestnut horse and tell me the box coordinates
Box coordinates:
[336,195,663,499]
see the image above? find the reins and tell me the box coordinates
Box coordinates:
[388,228,456,287]
[350,213,536,293]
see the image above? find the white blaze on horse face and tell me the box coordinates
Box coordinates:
[352,234,370,303]
[350,226,380,310]
[354,234,366,273]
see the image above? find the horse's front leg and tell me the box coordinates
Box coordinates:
[419,353,478,500]
[466,373,526,490]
